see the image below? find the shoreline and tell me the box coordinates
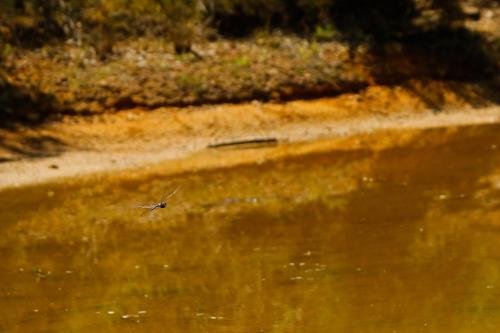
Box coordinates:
[1,101,499,190]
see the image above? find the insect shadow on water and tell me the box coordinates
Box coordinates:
[136,187,180,216]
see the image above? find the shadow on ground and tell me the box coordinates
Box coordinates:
[399,79,500,112]
[0,75,58,128]
[0,75,66,162]
[0,134,66,162]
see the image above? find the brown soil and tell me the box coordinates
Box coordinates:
[1,79,499,189]
[2,37,368,116]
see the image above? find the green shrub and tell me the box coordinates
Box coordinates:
[314,24,337,41]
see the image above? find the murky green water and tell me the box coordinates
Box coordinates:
[1,124,500,333]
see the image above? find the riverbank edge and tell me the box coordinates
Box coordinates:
[1,103,499,191]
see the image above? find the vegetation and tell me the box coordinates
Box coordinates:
[0,1,496,65]
[0,0,498,121]
[0,1,495,45]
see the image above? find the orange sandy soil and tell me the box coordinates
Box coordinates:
[0,78,499,189]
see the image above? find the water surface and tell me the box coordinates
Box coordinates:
[1,124,500,333]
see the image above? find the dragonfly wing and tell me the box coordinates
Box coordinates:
[136,204,156,209]
[136,204,158,217]
[165,187,180,201]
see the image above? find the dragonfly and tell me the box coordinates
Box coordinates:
[136,187,180,215]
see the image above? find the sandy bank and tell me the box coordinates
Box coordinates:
[1,87,499,189]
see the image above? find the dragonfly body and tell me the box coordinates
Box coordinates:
[136,188,179,214]
[137,201,166,211]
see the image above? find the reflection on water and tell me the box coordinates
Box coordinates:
[1,124,500,333]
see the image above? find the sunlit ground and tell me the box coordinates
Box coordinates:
[1,124,500,333]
